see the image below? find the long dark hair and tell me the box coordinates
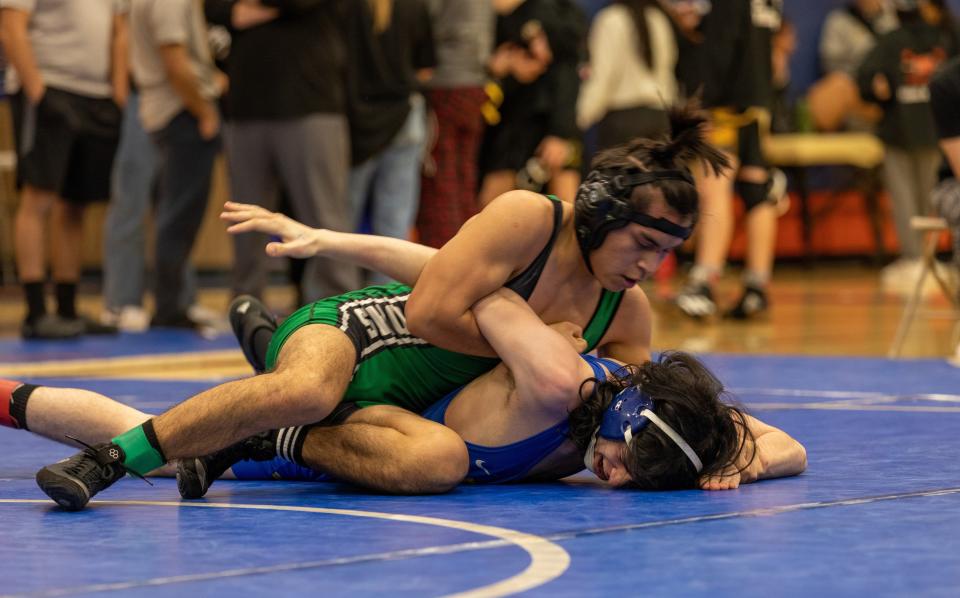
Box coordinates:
[616,0,660,66]
[589,98,730,226]
[567,352,753,490]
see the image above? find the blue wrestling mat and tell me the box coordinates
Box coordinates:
[1,335,959,597]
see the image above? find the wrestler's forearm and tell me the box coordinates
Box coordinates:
[741,415,807,482]
[473,289,585,403]
[313,230,437,287]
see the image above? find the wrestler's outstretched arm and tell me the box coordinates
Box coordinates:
[221,201,436,286]
[698,414,807,491]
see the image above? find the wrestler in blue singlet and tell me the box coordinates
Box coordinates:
[420,354,620,483]
[230,354,622,484]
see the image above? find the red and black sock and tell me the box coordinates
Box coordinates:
[0,380,38,430]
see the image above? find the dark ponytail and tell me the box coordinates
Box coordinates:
[589,98,731,220]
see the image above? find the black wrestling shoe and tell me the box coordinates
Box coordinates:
[229,295,278,374]
[177,432,277,499]
[725,285,769,320]
[36,442,127,511]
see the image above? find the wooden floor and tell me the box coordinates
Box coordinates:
[0,262,956,370]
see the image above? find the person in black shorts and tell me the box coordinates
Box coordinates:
[666,0,787,320]
[478,0,587,206]
[0,0,125,339]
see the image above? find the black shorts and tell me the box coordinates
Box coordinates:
[11,88,121,203]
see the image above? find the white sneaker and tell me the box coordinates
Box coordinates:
[187,303,229,332]
[100,306,149,332]
[881,258,955,297]
[880,258,923,290]
[118,306,150,332]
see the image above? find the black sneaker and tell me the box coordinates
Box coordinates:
[69,315,118,335]
[35,442,127,511]
[229,295,278,374]
[725,285,769,320]
[177,431,277,499]
[675,282,718,319]
[21,314,85,340]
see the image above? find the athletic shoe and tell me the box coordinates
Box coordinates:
[675,283,717,319]
[725,285,769,320]
[102,306,151,333]
[229,295,278,374]
[21,314,85,340]
[35,442,127,511]
[71,315,118,335]
[177,432,276,499]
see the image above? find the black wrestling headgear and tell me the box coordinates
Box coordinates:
[574,167,695,272]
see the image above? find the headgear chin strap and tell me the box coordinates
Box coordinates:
[575,167,696,273]
[583,385,703,474]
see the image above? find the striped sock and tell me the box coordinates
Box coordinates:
[275,426,311,467]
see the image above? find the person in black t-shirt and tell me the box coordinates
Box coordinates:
[205,0,361,303]
[345,0,437,285]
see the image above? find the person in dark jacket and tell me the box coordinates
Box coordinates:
[858,0,958,287]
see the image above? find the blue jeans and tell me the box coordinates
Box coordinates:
[102,92,198,311]
[150,111,220,322]
[349,95,426,285]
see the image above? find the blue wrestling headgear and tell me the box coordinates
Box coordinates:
[584,385,704,474]
[575,167,696,273]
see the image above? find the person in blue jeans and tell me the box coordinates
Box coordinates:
[346,0,436,285]
[102,91,205,332]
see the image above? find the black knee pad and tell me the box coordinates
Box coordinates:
[735,180,770,212]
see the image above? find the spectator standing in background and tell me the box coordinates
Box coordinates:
[129,0,224,330]
[415,0,493,249]
[346,0,436,284]
[577,0,677,152]
[478,0,587,206]
[858,0,958,290]
[205,0,360,303]
[0,0,126,339]
[669,0,787,320]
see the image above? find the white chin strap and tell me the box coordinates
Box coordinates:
[583,411,704,475]
[583,432,599,473]
[641,409,703,472]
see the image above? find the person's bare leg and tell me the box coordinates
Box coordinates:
[49,199,84,283]
[299,405,468,494]
[1,381,175,475]
[547,169,580,203]
[477,170,515,209]
[14,184,56,281]
[693,156,737,275]
[745,203,777,281]
[151,324,355,459]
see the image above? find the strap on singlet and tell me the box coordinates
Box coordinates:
[581,355,623,383]
[582,290,625,353]
[504,195,563,301]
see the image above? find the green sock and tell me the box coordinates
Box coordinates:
[112,420,166,476]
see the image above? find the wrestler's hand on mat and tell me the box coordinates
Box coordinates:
[548,321,586,353]
[699,468,741,491]
[220,201,325,259]
[699,429,760,491]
